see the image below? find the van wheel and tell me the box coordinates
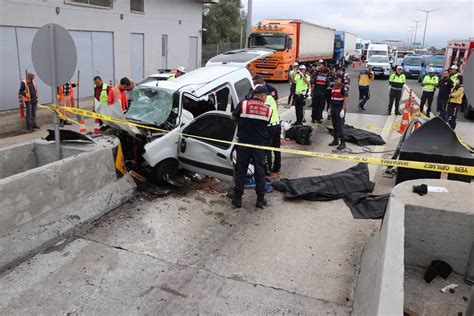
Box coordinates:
[150,158,178,184]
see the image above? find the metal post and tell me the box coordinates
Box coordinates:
[246,0,253,47]
[49,24,61,160]
[410,20,422,47]
[418,9,439,48]
[76,70,81,121]
[240,23,243,49]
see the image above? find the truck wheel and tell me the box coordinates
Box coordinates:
[150,158,178,184]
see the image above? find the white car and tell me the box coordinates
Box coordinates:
[367,55,391,79]
[97,49,274,183]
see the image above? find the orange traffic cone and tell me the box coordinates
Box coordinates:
[93,118,101,135]
[79,118,87,134]
[399,108,410,134]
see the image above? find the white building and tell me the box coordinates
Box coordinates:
[0,0,218,110]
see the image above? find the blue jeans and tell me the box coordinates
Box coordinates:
[25,101,37,130]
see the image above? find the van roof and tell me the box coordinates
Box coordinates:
[142,65,241,88]
[141,65,248,96]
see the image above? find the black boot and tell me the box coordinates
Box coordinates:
[337,142,346,150]
[395,109,401,115]
[256,195,267,209]
[232,196,242,208]
[328,139,339,146]
[387,109,392,115]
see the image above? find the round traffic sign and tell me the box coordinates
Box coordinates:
[31,23,77,87]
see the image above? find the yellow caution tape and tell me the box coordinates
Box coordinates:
[41,104,474,177]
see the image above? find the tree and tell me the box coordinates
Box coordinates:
[203,0,245,45]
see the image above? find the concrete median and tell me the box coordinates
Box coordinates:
[352,179,473,315]
[0,136,136,273]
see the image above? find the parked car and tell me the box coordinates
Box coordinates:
[367,55,391,78]
[419,55,444,81]
[402,55,424,79]
[96,49,274,183]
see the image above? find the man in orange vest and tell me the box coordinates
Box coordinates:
[108,77,131,112]
[57,81,77,126]
[18,72,39,131]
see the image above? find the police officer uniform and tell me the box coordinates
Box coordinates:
[329,75,349,150]
[266,93,281,173]
[325,70,335,112]
[420,69,439,116]
[388,68,406,115]
[231,85,273,209]
[293,65,311,125]
[288,63,299,106]
[311,69,329,123]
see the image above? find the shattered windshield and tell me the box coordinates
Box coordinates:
[126,86,174,126]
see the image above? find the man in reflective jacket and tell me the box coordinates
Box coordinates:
[420,67,439,117]
[230,85,272,209]
[387,66,406,115]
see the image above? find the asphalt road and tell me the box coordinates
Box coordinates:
[271,66,471,122]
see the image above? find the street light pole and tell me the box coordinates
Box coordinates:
[417,9,439,48]
[410,19,423,47]
[246,0,253,47]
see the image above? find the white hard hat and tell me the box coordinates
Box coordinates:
[396,66,403,70]
[299,65,306,70]
[177,66,186,73]
[293,62,299,66]
[428,67,435,72]
[319,59,324,63]
[450,64,458,70]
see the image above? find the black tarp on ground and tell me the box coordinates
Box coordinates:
[396,116,474,184]
[327,125,386,146]
[343,193,390,219]
[272,163,375,201]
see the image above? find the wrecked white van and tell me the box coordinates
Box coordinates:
[98,49,273,183]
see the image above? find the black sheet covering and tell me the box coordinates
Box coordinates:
[272,163,375,201]
[343,193,390,219]
[327,124,386,146]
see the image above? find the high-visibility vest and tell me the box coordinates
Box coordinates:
[389,73,406,90]
[58,82,75,99]
[112,86,128,111]
[167,76,176,81]
[99,83,108,104]
[358,71,373,86]
[450,72,459,84]
[21,79,38,102]
[266,95,280,125]
[294,73,310,94]
[449,85,464,104]
[422,75,439,92]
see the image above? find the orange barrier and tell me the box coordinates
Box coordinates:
[93,118,101,135]
[79,118,87,134]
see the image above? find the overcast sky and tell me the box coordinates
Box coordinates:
[243,0,473,48]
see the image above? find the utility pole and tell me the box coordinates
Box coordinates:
[246,0,253,47]
[410,19,423,47]
[417,9,439,48]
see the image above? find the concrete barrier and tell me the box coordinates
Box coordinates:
[0,137,136,273]
[352,179,473,315]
